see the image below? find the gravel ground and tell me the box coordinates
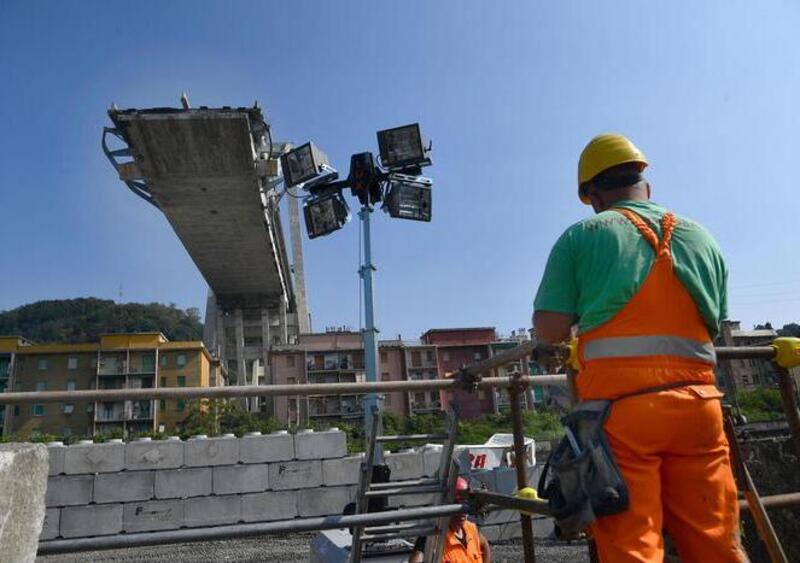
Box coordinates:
[38,534,591,562]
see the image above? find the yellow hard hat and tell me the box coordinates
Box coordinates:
[578,134,648,204]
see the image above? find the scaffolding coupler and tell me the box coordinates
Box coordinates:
[772,337,800,369]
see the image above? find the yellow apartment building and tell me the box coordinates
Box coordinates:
[0,333,224,439]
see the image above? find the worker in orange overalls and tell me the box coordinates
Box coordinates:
[533,134,747,562]
[408,476,492,562]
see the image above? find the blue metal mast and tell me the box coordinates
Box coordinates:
[359,206,383,464]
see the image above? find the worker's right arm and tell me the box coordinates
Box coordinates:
[407,550,424,563]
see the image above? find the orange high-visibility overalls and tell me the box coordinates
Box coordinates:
[442,520,484,562]
[576,208,746,562]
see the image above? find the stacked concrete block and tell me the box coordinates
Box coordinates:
[385,449,425,481]
[294,429,346,460]
[322,454,363,486]
[184,495,241,527]
[123,500,184,533]
[184,436,239,467]
[155,467,212,499]
[45,475,93,507]
[241,490,297,522]
[60,504,123,538]
[94,471,154,503]
[269,460,323,490]
[41,508,60,541]
[47,442,66,476]
[420,445,442,477]
[125,438,183,470]
[212,464,269,495]
[296,486,356,517]
[64,441,124,474]
[239,431,294,463]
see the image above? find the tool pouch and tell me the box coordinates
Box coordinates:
[538,400,629,538]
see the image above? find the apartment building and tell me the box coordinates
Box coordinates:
[1,333,223,438]
[421,327,498,420]
[717,321,779,393]
[269,332,409,424]
[402,343,442,416]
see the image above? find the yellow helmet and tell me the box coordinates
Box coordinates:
[578,134,648,204]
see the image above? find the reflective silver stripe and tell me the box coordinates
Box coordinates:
[583,335,716,364]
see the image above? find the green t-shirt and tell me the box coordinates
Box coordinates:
[533,200,728,338]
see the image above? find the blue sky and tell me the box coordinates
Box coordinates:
[1,1,799,339]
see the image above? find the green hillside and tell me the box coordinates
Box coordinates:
[0,298,203,343]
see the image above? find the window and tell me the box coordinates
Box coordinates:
[66,381,76,392]
[381,372,390,381]
[414,392,426,405]
[384,394,392,407]
[160,376,167,388]
[13,406,19,417]
[67,357,78,370]
[442,351,450,361]
[426,350,435,362]
[177,354,187,367]
[288,398,297,412]
[177,376,186,387]
[159,400,166,411]
[474,351,482,360]
[177,400,186,412]
[37,358,48,371]
[36,382,47,392]
[286,355,295,368]
[33,404,45,417]
[160,354,168,367]
[380,351,388,364]
[63,404,74,415]
[411,351,422,367]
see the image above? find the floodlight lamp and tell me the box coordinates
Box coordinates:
[385,174,432,222]
[303,192,350,239]
[376,123,431,170]
[280,142,330,188]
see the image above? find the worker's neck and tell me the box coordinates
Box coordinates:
[592,185,650,213]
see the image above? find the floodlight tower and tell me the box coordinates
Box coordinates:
[280,124,433,462]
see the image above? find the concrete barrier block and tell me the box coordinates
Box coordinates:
[0,443,48,562]
[296,486,354,517]
[294,430,346,460]
[123,500,184,533]
[60,504,123,538]
[239,432,294,464]
[184,436,239,467]
[241,491,297,522]
[41,508,60,540]
[64,442,124,474]
[385,450,425,481]
[94,471,154,503]
[269,460,322,490]
[421,446,442,477]
[46,475,94,507]
[213,464,269,495]
[155,468,212,499]
[322,454,363,486]
[47,444,65,476]
[125,440,184,470]
[184,495,241,527]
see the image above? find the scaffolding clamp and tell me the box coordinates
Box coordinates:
[452,367,482,392]
[772,337,800,369]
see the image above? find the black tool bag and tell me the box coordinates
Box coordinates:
[537,400,629,538]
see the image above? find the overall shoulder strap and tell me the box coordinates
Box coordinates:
[612,207,677,257]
